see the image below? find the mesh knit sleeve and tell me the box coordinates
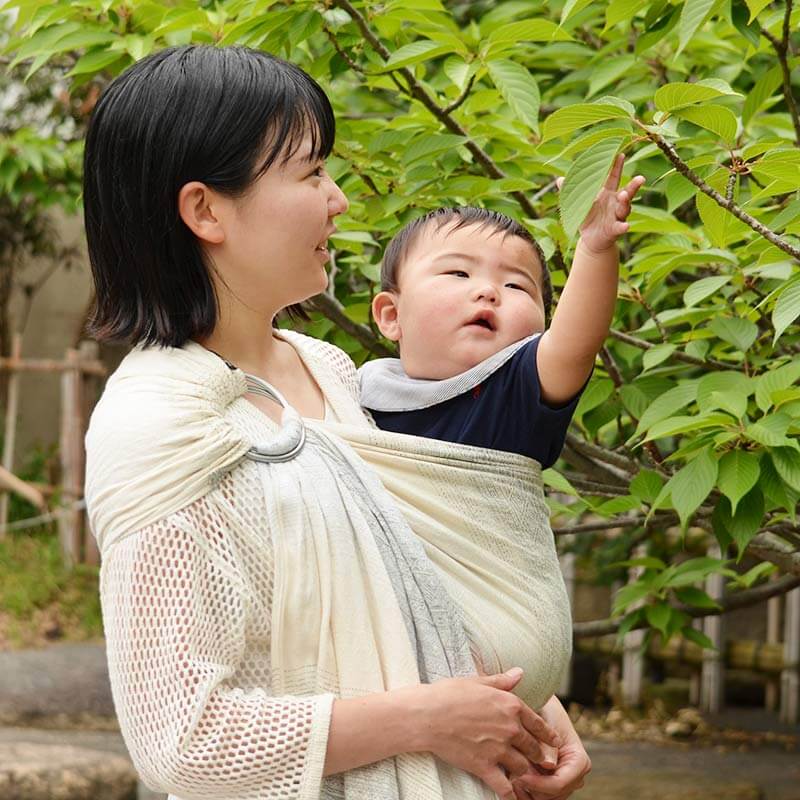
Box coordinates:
[99,493,334,800]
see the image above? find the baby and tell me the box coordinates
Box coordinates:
[358,154,644,788]
[360,154,645,467]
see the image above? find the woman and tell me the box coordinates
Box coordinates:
[83,45,591,800]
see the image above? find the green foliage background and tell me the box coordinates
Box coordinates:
[3,0,800,648]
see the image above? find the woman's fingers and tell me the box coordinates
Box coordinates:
[484,766,517,800]
[500,748,536,782]
[520,703,562,749]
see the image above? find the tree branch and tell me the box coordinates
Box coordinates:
[747,531,800,577]
[442,75,476,115]
[609,328,729,370]
[761,0,800,147]
[642,125,800,261]
[573,573,800,638]
[308,292,396,357]
[330,0,541,220]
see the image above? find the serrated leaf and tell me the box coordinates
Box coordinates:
[542,468,579,496]
[542,103,631,142]
[559,136,624,238]
[654,82,726,112]
[665,448,718,528]
[486,19,571,46]
[710,315,759,352]
[677,0,717,55]
[675,104,738,145]
[382,40,453,71]
[713,490,765,555]
[561,0,597,23]
[755,360,800,412]
[772,277,800,343]
[772,447,800,492]
[402,134,466,165]
[745,0,773,21]
[635,382,698,436]
[604,0,649,29]
[642,343,677,371]
[630,469,665,504]
[644,412,733,441]
[587,55,637,99]
[745,413,794,447]
[683,275,730,307]
[696,371,752,414]
[575,377,614,418]
[743,66,783,127]
[486,59,540,135]
[646,603,672,638]
[717,450,760,514]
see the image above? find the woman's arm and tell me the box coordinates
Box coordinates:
[325,669,563,800]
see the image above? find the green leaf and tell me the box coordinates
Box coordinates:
[682,626,715,649]
[771,447,800,492]
[66,47,125,77]
[402,134,467,165]
[745,413,795,447]
[559,136,624,238]
[604,0,650,30]
[644,412,734,441]
[646,603,672,638]
[575,377,614,418]
[772,277,800,343]
[485,19,571,46]
[630,469,665,504]
[695,169,749,247]
[587,55,637,99]
[743,66,783,127]
[696,371,752,415]
[755,360,800,412]
[654,82,727,112]
[683,275,730,307]
[677,0,717,55]
[745,0,773,21]
[713,490,765,556]
[382,40,453,71]
[717,450,760,514]
[561,0,597,23]
[665,448,718,528]
[612,581,652,616]
[634,382,698,436]
[674,586,721,609]
[642,343,677,371]
[674,104,738,145]
[542,104,631,142]
[542,468,579,496]
[486,60,541,135]
[610,556,667,571]
[710,315,758,352]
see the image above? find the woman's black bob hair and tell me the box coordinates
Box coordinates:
[83,45,335,348]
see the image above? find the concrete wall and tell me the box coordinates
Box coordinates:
[7,210,92,470]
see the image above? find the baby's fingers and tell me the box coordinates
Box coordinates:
[621,175,646,200]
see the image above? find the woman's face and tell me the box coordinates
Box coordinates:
[208,135,348,316]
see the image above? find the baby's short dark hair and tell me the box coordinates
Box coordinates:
[380,207,552,315]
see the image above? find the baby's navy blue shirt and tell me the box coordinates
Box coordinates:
[367,336,583,469]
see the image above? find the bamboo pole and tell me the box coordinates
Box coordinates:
[558,543,576,698]
[621,544,646,707]
[701,542,725,714]
[79,341,100,566]
[766,575,782,711]
[0,333,22,534]
[0,356,106,376]
[780,587,799,724]
[58,348,83,567]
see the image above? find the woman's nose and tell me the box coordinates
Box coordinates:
[328,177,349,217]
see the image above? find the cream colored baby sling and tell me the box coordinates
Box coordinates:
[85,334,570,800]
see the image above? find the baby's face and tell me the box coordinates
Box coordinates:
[388,223,546,379]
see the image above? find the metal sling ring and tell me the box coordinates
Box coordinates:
[243,373,306,463]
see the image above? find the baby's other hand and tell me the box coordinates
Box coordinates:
[556,152,645,255]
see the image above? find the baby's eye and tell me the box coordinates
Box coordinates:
[506,282,527,291]
[447,270,469,278]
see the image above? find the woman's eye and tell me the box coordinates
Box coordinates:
[309,165,325,178]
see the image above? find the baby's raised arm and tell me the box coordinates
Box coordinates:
[537,154,645,406]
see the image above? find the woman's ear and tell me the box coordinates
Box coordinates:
[372,291,402,341]
[178,181,226,245]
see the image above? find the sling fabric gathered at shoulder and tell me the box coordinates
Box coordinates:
[85,331,571,800]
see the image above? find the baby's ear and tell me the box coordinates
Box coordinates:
[371,291,402,341]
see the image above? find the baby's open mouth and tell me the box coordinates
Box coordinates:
[467,312,496,331]
[470,318,493,330]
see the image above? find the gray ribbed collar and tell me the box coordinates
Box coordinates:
[359,334,539,412]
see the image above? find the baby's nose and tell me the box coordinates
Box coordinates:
[476,285,499,303]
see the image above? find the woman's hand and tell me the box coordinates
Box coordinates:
[415,668,563,800]
[510,695,591,800]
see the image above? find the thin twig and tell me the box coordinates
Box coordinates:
[641,124,800,261]
[330,0,541,221]
[609,328,729,370]
[442,74,476,115]
[761,0,800,147]
[573,573,800,638]
[308,291,396,357]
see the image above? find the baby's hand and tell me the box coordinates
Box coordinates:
[556,152,645,254]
